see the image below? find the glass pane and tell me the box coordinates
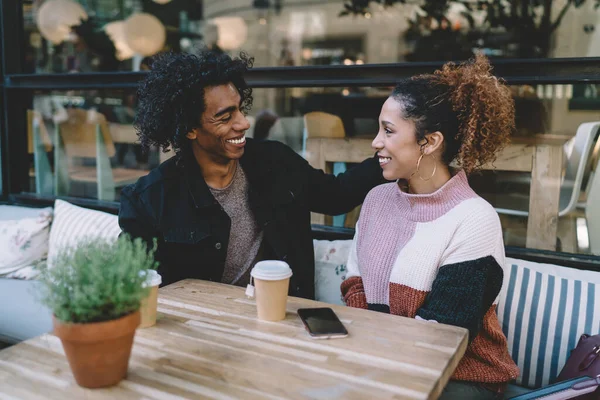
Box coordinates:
[23,0,204,73]
[23,1,600,73]
[21,83,600,256]
[249,84,599,256]
[28,89,158,201]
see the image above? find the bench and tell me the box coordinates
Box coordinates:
[1,200,599,393]
[312,225,600,391]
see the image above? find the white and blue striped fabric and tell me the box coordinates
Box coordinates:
[497,258,600,389]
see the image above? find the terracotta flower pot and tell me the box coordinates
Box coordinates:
[52,311,140,388]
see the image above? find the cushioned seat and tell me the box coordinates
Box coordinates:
[497,257,600,389]
[0,201,121,343]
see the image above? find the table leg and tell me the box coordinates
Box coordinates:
[526,145,563,251]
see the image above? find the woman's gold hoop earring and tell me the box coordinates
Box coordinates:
[416,153,437,181]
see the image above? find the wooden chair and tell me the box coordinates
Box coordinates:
[54,109,148,201]
[303,112,361,228]
[27,110,54,195]
[303,112,345,140]
[494,122,600,252]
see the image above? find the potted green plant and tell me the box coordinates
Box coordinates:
[38,236,158,388]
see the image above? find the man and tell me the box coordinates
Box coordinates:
[119,51,385,299]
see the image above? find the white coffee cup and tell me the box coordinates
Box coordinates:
[250,261,293,321]
[140,270,161,328]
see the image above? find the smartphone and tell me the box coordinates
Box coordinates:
[297,307,348,339]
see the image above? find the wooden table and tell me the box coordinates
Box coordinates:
[0,280,467,400]
[306,135,568,251]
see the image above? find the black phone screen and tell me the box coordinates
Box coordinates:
[297,308,348,337]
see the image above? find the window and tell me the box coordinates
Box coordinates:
[7,83,596,256]
[2,1,600,260]
[26,89,155,202]
[22,0,600,73]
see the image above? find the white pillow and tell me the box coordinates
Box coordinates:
[0,211,52,276]
[313,239,353,306]
[48,200,121,266]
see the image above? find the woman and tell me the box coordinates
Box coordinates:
[341,55,519,399]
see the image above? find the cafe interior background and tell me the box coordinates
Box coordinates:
[2,0,600,256]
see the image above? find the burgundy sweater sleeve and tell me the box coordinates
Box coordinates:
[341,277,368,309]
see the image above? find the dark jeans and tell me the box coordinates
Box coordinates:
[440,381,502,400]
[440,381,531,400]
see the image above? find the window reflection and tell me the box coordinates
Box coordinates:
[24,83,599,256]
[30,89,158,201]
[22,1,600,73]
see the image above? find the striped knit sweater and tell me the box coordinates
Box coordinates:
[341,171,519,383]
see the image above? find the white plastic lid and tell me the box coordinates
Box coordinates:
[251,260,292,281]
[141,269,162,288]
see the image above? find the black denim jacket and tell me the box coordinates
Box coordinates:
[119,138,384,299]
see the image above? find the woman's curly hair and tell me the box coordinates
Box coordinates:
[391,54,515,174]
[135,51,254,154]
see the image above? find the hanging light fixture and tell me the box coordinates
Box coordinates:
[36,0,88,45]
[152,0,173,3]
[211,17,248,50]
[104,21,135,61]
[123,13,166,57]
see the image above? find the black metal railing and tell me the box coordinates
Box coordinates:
[3,56,600,91]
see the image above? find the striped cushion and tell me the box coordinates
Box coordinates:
[497,258,600,389]
[47,200,121,267]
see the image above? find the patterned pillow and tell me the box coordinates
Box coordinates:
[313,239,352,305]
[497,258,600,389]
[47,200,122,267]
[0,210,52,277]
[0,205,52,221]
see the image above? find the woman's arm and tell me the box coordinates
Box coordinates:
[416,202,506,343]
[341,226,368,309]
[415,256,503,343]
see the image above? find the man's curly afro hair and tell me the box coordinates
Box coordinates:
[134,51,254,154]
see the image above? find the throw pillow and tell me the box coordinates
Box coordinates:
[47,199,121,266]
[313,239,353,306]
[0,210,52,277]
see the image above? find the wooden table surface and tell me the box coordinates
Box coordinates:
[0,280,468,400]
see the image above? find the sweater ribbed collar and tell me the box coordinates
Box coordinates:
[394,170,477,222]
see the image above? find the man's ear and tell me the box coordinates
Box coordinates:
[423,131,444,155]
[186,128,198,140]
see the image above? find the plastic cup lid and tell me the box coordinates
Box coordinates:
[141,269,162,288]
[251,260,292,281]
